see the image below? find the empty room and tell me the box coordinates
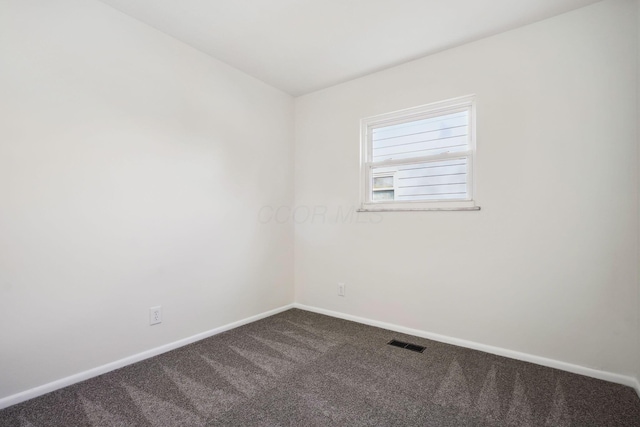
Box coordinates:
[1,0,640,425]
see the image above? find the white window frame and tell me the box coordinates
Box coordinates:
[359,95,479,212]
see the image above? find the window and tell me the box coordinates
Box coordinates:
[372,173,395,201]
[359,95,479,211]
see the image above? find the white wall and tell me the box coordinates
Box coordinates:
[637,0,640,385]
[295,0,639,378]
[0,0,294,400]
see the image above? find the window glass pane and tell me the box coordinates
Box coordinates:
[371,157,468,202]
[372,190,395,201]
[373,175,394,189]
[371,110,469,162]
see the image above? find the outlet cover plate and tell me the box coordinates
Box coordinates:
[149,306,162,325]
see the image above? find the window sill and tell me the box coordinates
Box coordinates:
[358,201,480,212]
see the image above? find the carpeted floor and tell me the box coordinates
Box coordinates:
[1,309,639,426]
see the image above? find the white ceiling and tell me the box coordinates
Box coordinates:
[98,0,600,96]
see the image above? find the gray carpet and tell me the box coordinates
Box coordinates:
[1,309,639,426]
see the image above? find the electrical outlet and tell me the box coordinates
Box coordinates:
[338,282,346,297]
[149,306,162,325]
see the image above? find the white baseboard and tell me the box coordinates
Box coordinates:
[0,303,294,410]
[292,303,640,399]
[3,302,639,410]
